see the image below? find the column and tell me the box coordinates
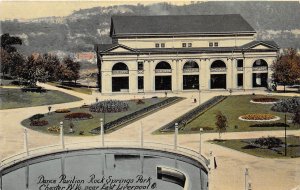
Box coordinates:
[172,59,178,92]
[129,61,138,93]
[101,61,112,93]
[143,60,152,93]
[200,59,209,90]
[244,58,253,90]
[226,58,234,89]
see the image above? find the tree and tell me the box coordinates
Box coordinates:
[1,33,22,53]
[0,48,11,76]
[292,111,300,126]
[215,111,228,139]
[42,53,60,81]
[60,56,80,84]
[271,49,300,92]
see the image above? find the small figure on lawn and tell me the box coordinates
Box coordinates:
[194,98,197,103]
[69,122,75,133]
[48,106,52,115]
[165,91,168,97]
[96,97,99,103]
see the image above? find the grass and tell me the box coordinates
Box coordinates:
[0,88,82,109]
[21,98,170,136]
[182,95,299,133]
[211,136,300,158]
[47,82,93,95]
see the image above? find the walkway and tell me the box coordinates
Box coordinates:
[0,84,299,190]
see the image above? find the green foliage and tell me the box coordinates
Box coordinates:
[1,33,22,53]
[271,97,300,113]
[215,111,228,139]
[29,114,45,121]
[59,57,80,83]
[252,136,283,149]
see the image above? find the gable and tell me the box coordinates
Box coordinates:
[251,44,272,49]
[110,47,133,52]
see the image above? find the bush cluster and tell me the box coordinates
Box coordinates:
[55,109,70,113]
[29,114,45,121]
[90,97,182,134]
[64,112,93,120]
[30,120,48,126]
[240,114,276,120]
[252,136,283,149]
[271,97,300,113]
[249,122,289,128]
[47,126,60,133]
[136,99,145,104]
[90,100,129,113]
[252,97,279,102]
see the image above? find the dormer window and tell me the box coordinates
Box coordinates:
[214,42,219,47]
[209,42,219,47]
[188,43,192,47]
[209,42,213,47]
[161,43,165,48]
[182,43,186,48]
[155,43,160,48]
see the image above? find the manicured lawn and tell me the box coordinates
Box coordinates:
[182,95,299,132]
[21,98,169,136]
[0,88,82,109]
[211,136,300,158]
[47,82,93,95]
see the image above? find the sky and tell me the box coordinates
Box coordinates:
[0,0,193,20]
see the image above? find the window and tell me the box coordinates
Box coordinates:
[188,43,192,47]
[155,43,160,48]
[138,76,144,90]
[161,43,165,48]
[209,42,213,47]
[237,59,243,67]
[138,61,143,70]
[182,43,186,48]
[214,42,218,47]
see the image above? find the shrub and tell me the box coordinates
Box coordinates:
[47,126,60,133]
[80,104,90,108]
[55,109,70,113]
[136,99,145,104]
[64,112,93,120]
[90,100,129,113]
[29,114,45,121]
[79,131,84,135]
[240,114,276,120]
[252,136,283,149]
[249,122,289,128]
[252,97,279,102]
[271,97,300,113]
[30,120,48,126]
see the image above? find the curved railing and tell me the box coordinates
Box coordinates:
[0,140,209,171]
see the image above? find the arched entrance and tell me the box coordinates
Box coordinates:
[252,59,268,88]
[183,61,199,90]
[112,62,129,92]
[210,60,227,89]
[155,61,172,91]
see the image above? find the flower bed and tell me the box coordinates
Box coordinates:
[239,114,280,122]
[47,126,60,133]
[64,112,93,120]
[55,109,71,113]
[30,120,49,126]
[249,122,289,128]
[250,97,279,104]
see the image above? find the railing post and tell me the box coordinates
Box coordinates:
[60,121,65,150]
[23,128,29,156]
[140,121,144,148]
[100,118,104,147]
[174,123,178,150]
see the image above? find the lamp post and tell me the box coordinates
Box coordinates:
[23,128,29,156]
[100,118,104,147]
[60,121,65,150]
[245,167,249,190]
[199,128,203,157]
[198,84,201,105]
[284,113,287,156]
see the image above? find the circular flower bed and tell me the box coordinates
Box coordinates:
[239,114,280,122]
[90,100,129,113]
[250,97,279,104]
[64,112,93,120]
[30,120,49,126]
[55,109,71,113]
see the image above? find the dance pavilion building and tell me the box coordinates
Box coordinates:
[94,14,279,93]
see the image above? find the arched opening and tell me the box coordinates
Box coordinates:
[252,59,268,88]
[210,60,226,89]
[155,61,172,91]
[183,61,199,90]
[112,62,129,92]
